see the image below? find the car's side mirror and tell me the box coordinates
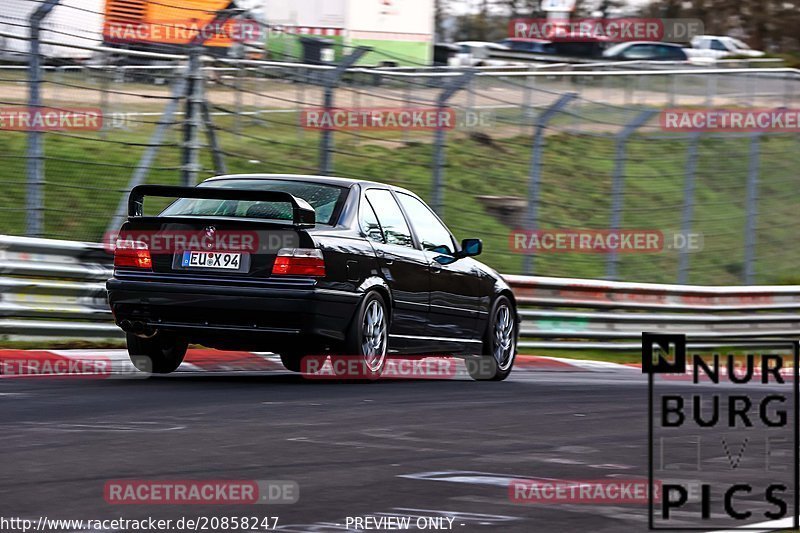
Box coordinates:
[431,245,457,265]
[460,238,482,257]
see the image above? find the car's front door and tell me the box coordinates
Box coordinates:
[362,189,431,352]
[395,192,482,345]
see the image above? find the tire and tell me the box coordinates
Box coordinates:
[468,295,517,381]
[127,332,188,374]
[280,352,327,374]
[331,291,389,380]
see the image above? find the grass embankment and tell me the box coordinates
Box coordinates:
[1,114,798,285]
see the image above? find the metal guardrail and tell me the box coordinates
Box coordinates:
[2,236,799,348]
[0,235,118,339]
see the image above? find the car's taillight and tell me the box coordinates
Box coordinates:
[272,248,325,277]
[114,240,152,270]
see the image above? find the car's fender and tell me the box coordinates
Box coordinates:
[356,275,393,320]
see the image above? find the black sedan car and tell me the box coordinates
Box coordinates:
[107,174,519,380]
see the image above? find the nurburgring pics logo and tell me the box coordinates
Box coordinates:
[509,18,704,42]
[0,107,102,131]
[661,108,800,132]
[644,333,799,529]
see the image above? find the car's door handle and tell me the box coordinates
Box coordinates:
[430,263,442,273]
[376,250,394,265]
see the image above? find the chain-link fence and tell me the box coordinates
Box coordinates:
[1,3,799,286]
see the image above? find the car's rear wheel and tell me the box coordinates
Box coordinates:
[127,331,188,374]
[468,295,517,381]
[332,292,388,379]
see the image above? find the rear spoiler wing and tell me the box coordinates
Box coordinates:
[128,185,316,228]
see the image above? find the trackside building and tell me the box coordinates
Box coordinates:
[263,0,433,65]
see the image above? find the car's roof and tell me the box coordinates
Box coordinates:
[202,173,416,196]
[456,41,507,48]
[501,37,551,43]
[617,41,685,48]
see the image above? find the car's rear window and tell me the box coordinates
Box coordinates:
[159,179,348,225]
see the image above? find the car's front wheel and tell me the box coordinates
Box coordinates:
[468,295,517,381]
[332,291,389,379]
[127,331,188,374]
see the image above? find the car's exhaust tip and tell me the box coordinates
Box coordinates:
[120,319,156,337]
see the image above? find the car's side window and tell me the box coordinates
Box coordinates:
[364,190,414,247]
[711,39,727,51]
[621,44,651,59]
[396,193,455,254]
[359,196,384,243]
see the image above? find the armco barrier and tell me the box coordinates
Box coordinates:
[2,235,799,348]
[0,235,119,339]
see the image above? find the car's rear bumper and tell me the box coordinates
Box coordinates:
[107,274,360,346]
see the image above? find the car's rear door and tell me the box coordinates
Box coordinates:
[362,189,431,352]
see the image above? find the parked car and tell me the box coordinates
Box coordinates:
[497,37,608,60]
[602,41,689,61]
[689,35,765,61]
[496,38,555,54]
[450,41,511,67]
[107,175,520,381]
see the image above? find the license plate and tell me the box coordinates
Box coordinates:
[181,251,241,270]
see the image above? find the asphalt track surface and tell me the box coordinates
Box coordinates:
[0,353,795,533]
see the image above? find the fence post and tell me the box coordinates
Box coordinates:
[606,109,658,281]
[520,74,533,135]
[403,79,415,144]
[431,70,475,216]
[318,47,370,176]
[181,46,203,186]
[25,0,60,237]
[179,7,240,186]
[99,60,111,140]
[296,68,305,142]
[522,92,577,275]
[669,72,677,107]
[200,99,227,176]
[197,62,226,175]
[234,61,243,136]
[743,132,761,285]
[106,76,188,235]
[677,132,701,284]
[705,73,716,106]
